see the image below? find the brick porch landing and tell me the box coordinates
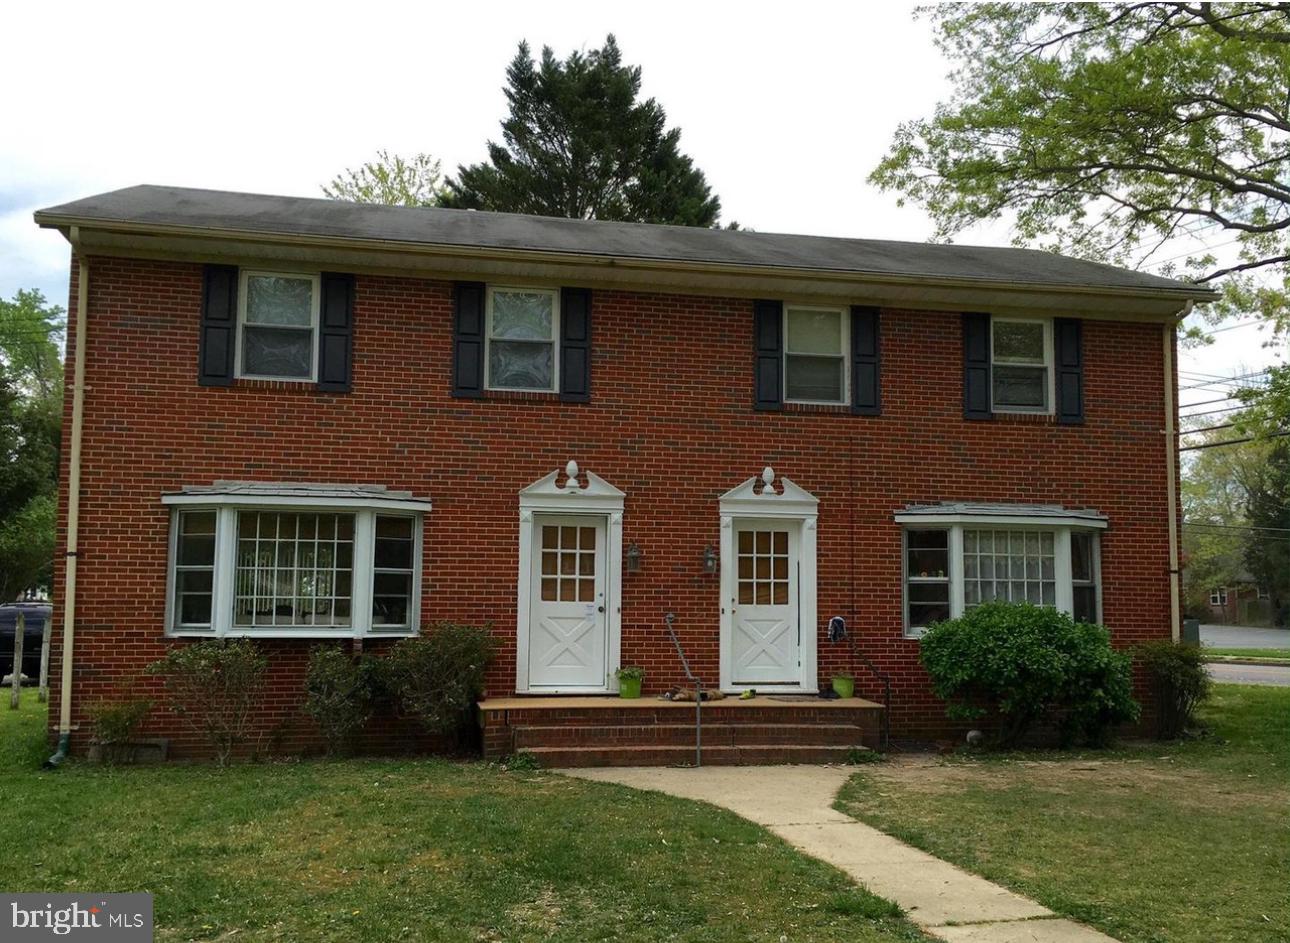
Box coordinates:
[479,695,884,767]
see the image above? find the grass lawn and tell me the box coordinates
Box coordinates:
[0,692,925,943]
[1203,646,1290,661]
[837,685,1290,943]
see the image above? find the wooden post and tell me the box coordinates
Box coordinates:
[38,613,50,703]
[10,610,24,709]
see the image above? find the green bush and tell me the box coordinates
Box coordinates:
[85,696,152,763]
[615,666,645,681]
[304,646,376,755]
[919,602,1140,747]
[380,623,497,737]
[1135,640,1211,739]
[147,639,268,766]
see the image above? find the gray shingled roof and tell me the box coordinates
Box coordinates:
[898,503,1108,523]
[35,185,1213,298]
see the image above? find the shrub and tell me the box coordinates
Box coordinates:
[1135,640,1211,739]
[147,639,268,766]
[304,646,376,755]
[615,666,645,681]
[380,622,497,738]
[85,696,152,763]
[919,602,1140,747]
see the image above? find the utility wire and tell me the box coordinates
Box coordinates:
[1180,429,1290,451]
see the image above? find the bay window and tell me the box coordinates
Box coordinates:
[163,486,428,637]
[898,505,1105,636]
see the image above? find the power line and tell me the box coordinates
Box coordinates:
[1184,521,1290,535]
[1178,394,1241,409]
[1180,429,1290,451]
[1178,371,1269,392]
[1181,404,1252,420]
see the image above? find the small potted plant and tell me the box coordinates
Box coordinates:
[831,672,855,699]
[616,666,645,699]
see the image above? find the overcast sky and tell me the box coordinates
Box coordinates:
[1,0,1277,411]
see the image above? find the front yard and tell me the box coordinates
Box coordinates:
[0,693,924,943]
[837,685,1290,943]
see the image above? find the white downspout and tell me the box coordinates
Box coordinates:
[1164,301,1192,643]
[47,227,88,766]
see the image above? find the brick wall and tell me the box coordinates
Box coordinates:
[47,254,1177,755]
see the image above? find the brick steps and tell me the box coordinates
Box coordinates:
[520,743,869,768]
[480,695,884,766]
[512,722,866,749]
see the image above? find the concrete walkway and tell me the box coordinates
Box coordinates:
[564,765,1116,943]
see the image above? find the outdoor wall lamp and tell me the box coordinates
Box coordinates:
[626,541,643,573]
[702,544,718,575]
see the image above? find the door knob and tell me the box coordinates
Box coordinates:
[597,605,605,613]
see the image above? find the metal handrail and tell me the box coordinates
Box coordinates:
[663,612,702,766]
[850,648,892,750]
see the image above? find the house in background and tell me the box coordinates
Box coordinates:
[34,186,1215,764]
[1206,575,1275,626]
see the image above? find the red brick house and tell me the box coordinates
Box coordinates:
[34,185,1214,763]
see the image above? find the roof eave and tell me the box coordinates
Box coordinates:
[35,213,1219,314]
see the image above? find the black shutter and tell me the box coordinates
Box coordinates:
[198,264,237,387]
[963,312,992,420]
[753,300,783,411]
[559,287,592,403]
[452,281,486,398]
[1054,317,1084,424]
[317,273,355,393]
[850,305,881,416]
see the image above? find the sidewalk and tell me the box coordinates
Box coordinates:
[563,765,1117,943]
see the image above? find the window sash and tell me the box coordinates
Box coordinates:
[485,286,559,392]
[903,524,1100,637]
[783,306,848,404]
[990,318,1052,414]
[235,271,320,382]
[166,506,421,638]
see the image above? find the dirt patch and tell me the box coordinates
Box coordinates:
[857,753,1286,812]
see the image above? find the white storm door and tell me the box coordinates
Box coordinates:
[528,515,609,690]
[730,521,800,686]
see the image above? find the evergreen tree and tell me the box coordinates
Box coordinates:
[440,35,722,227]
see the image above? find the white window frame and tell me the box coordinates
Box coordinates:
[1210,588,1227,606]
[235,270,321,382]
[990,316,1054,415]
[900,521,1103,638]
[162,495,426,639]
[485,286,560,393]
[783,305,849,406]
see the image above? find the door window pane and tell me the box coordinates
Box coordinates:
[540,524,596,603]
[737,528,790,608]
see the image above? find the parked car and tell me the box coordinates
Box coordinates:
[0,603,51,683]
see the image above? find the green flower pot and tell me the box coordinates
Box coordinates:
[618,677,643,699]
[832,676,855,699]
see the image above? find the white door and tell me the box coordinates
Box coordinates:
[730,520,800,686]
[527,514,609,690]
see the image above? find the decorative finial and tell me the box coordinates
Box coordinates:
[761,466,776,495]
[564,459,580,489]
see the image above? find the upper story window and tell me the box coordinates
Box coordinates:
[785,305,848,404]
[163,485,428,638]
[991,318,1052,413]
[1210,588,1227,606]
[486,287,559,392]
[237,272,320,381]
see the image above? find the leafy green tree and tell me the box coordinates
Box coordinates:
[871,4,1290,336]
[1181,425,1270,614]
[1244,440,1290,624]
[0,289,64,599]
[322,151,444,207]
[440,35,722,226]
